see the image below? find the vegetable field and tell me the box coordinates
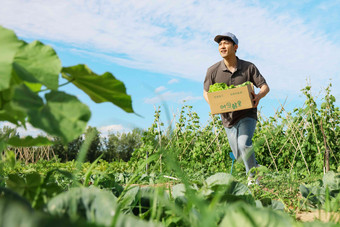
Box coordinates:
[1,26,339,227]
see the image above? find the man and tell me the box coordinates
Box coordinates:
[203,32,270,185]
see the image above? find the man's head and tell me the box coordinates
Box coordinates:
[214,32,238,57]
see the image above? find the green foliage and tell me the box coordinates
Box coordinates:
[47,186,118,225]
[49,127,143,163]
[104,129,143,162]
[12,86,91,143]
[52,136,83,162]
[130,105,231,176]
[0,25,134,148]
[208,82,228,92]
[219,201,294,227]
[300,171,340,210]
[1,157,339,226]
[61,65,134,113]
[254,82,339,174]
[208,81,251,92]
[0,25,339,227]
[0,198,96,227]
[0,126,19,151]
[130,81,338,178]
[84,127,102,163]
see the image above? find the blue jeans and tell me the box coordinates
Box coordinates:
[225,117,258,176]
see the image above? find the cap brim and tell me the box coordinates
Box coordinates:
[214,35,229,43]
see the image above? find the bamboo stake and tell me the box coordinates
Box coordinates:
[211,115,223,155]
[308,109,322,155]
[320,119,330,173]
[264,134,278,172]
[291,126,310,175]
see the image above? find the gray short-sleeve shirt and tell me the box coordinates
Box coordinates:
[204,57,267,128]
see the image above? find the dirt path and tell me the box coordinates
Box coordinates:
[296,210,340,223]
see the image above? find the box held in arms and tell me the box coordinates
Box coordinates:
[207,83,255,114]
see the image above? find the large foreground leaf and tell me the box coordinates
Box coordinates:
[12,84,91,143]
[202,173,251,196]
[300,172,340,209]
[62,65,134,113]
[47,187,118,226]
[13,40,61,90]
[205,172,234,188]
[219,201,294,227]
[0,197,98,227]
[0,100,27,125]
[323,171,340,191]
[118,186,140,212]
[0,26,23,91]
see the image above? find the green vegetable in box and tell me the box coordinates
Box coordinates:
[208,81,251,92]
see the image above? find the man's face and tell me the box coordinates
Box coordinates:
[218,39,238,58]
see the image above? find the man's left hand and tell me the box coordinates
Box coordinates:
[251,84,270,108]
[251,91,261,107]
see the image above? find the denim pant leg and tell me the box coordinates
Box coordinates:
[225,117,257,176]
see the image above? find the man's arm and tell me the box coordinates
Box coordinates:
[251,83,270,107]
[203,90,209,104]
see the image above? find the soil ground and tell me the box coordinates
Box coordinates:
[296,210,340,223]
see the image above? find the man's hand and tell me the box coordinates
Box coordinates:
[251,84,270,108]
[251,91,261,107]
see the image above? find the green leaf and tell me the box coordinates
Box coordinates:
[47,187,118,226]
[323,171,340,191]
[12,84,91,143]
[7,136,52,147]
[6,174,26,195]
[0,197,99,227]
[259,198,285,210]
[219,201,294,227]
[119,186,140,211]
[172,183,186,199]
[230,182,251,195]
[12,84,44,110]
[270,200,285,211]
[25,172,42,188]
[62,64,134,113]
[205,172,234,187]
[115,214,163,227]
[24,82,43,92]
[299,184,322,206]
[0,86,31,125]
[13,40,61,90]
[0,26,24,91]
[0,187,32,209]
[6,172,42,202]
[0,101,27,125]
[0,198,33,227]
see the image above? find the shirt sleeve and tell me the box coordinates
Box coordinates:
[250,64,267,88]
[203,68,213,92]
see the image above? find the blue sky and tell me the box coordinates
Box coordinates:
[1,0,339,137]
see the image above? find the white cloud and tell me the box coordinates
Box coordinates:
[155,86,166,93]
[98,124,130,137]
[0,122,131,139]
[168,79,179,84]
[98,125,131,135]
[1,0,339,95]
[181,96,203,103]
[0,122,46,138]
[144,91,202,104]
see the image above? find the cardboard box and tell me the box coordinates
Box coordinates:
[207,83,255,114]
